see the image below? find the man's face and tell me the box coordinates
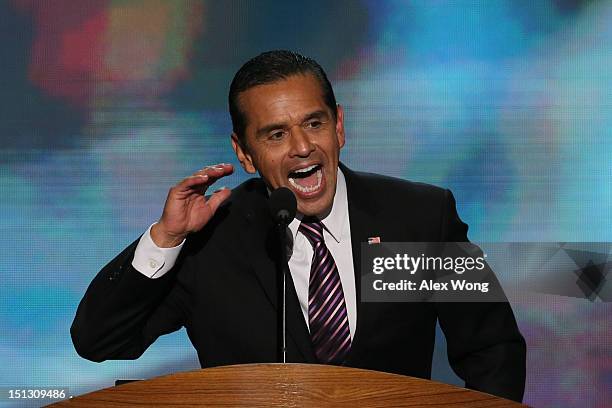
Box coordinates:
[232,74,345,218]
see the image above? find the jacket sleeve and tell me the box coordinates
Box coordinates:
[70,238,192,362]
[435,189,527,402]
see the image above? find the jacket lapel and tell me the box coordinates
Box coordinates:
[340,163,382,360]
[236,181,316,363]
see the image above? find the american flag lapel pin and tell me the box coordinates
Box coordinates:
[368,236,381,245]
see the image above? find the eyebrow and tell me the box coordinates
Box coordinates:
[256,110,330,137]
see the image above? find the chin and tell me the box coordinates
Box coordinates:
[297,196,333,218]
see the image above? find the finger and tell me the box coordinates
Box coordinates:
[206,187,232,215]
[194,164,233,180]
[193,163,234,180]
[176,174,210,192]
[176,164,234,195]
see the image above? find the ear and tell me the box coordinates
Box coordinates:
[231,133,257,174]
[335,104,346,149]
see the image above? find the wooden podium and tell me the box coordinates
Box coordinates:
[50,363,528,407]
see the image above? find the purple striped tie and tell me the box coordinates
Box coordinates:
[299,218,351,365]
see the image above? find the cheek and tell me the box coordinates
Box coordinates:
[271,159,284,180]
[263,154,282,170]
[257,156,282,179]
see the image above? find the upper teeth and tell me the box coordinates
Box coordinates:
[293,164,317,173]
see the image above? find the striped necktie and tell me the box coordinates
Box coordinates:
[299,218,351,364]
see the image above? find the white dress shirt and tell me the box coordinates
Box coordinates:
[132,168,356,339]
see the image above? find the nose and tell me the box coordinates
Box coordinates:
[288,126,315,158]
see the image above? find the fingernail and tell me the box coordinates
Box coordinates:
[213,186,227,193]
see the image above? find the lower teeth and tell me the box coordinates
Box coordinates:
[289,169,322,193]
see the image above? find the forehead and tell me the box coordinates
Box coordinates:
[237,74,328,129]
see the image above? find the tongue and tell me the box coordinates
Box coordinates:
[294,171,319,188]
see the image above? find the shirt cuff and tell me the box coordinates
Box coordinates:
[132,223,185,279]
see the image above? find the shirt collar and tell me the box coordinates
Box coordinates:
[288,167,348,244]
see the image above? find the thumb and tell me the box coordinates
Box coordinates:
[206,187,232,216]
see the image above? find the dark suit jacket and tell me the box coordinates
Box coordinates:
[71,163,526,401]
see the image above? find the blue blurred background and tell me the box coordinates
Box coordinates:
[0,1,610,407]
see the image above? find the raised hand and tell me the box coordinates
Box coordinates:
[150,163,234,247]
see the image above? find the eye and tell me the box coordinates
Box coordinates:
[269,130,286,140]
[305,120,322,129]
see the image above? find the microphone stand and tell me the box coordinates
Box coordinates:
[276,212,291,364]
[269,187,296,364]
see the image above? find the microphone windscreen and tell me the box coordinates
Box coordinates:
[269,187,297,224]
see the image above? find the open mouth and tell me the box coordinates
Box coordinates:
[288,164,323,194]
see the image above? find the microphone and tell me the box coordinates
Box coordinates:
[268,187,296,364]
[269,187,297,225]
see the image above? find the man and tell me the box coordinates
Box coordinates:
[72,50,526,401]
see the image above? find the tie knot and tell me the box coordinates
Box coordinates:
[299,218,325,246]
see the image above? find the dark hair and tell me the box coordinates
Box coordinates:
[229,50,337,147]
